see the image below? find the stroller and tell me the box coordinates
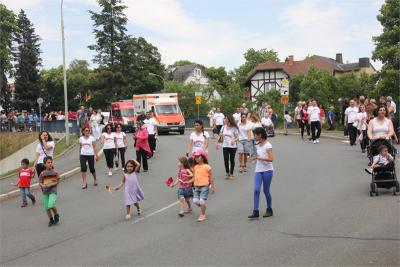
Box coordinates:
[368,139,399,196]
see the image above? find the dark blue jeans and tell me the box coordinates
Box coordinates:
[20,188,35,204]
[253,171,273,210]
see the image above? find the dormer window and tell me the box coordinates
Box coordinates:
[194,68,201,80]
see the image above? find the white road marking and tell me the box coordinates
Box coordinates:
[131,201,179,224]
[341,140,350,143]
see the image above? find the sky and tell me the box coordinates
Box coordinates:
[3,0,385,71]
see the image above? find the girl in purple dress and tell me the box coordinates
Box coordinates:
[114,159,144,220]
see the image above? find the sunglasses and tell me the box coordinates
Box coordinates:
[107,127,112,130]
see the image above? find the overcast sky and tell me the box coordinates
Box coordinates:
[3,0,384,71]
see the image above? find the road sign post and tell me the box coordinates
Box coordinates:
[37,97,43,131]
[195,92,202,120]
[280,79,290,134]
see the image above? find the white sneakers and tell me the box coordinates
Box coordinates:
[313,139,320,144]
[125,214,131,220]
[313,140,317,144]
[108,170,112,176]
[316,139,320,143]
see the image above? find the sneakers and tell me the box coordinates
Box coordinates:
[31,197,36,205]
[365,167,373,174]
[48,218,55,227]
[54,214,60,224]
[125,214,131,220]
[316,139,320,143]
[248,209,259,219]
[20,203,27,208]
[108,171,112,176]
[197,214,207,222]
[313,140,317,144]
[178,212,184,217]
[263,208,273,218]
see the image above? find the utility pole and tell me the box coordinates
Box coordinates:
[61,0,70,145]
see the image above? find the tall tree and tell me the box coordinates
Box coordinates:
[299,66,334,108]
[13,9,42,111]
[233,48,279,86]
[372,0,400,100]
[0,4,17,112]
[88,0,128,67]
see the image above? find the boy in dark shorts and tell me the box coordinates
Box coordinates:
[39,156,61,227]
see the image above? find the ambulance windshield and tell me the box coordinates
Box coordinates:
[155,104,179,114]
[120,109,134,117]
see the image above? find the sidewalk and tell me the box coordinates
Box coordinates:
[274,128,347,140]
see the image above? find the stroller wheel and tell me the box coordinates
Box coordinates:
[370,183,376,195]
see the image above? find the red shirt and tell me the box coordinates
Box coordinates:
[18,169,33,188]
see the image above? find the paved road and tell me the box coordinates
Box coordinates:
[1,133,399,266]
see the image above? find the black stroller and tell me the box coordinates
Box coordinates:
[368,139,399,196]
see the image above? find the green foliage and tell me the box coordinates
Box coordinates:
[13,9,42,112]
[372,0,400,101]
[299,66,333,108]
[205,66,233,99]
[210,83,244,115]
[255,89,283,117]
[233,48,279,86]
[168,60,195,68]
[88,0,128,67]
[288,74,304,105]
[336,73,361,99]
[0,3,17,112]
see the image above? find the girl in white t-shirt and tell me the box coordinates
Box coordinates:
[248,127,274,219]
[114,124,127,170]
[79,127,99,189]
[187,120,210,155]
[101,125,118,176]
[238,113,251,173]
[216,115,239,180]
[355,104,368,153]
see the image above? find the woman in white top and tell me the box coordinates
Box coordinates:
[248,127,274,219]
[355,104,368,153]
[114,124,127,170]
[33,131,55,177]
[101,124,118,176]
[249,113,262,157]
[367,106,395,141]
[237,113,251,173]
[216,115,239,180]
[79,126,99,189]
[90,110,100,140]
[187,120,210,156]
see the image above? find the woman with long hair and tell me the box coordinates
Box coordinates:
[237,113,251,173]
[79,127,99,189]
[300,104,310,140]
[33,131,55,177]
[134,121,152,172]
[187,119,210,156]
[101,124,118,176]
[216,115,239,180]
[114,124,127,170]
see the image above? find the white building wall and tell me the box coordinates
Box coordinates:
[249,70,288,102]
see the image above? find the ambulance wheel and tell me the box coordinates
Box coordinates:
[179,130,185,135]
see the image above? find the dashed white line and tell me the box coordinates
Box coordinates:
[131,201,179,224]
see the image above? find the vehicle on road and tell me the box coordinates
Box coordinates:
[109,100,135,132]
[133,93,185,135]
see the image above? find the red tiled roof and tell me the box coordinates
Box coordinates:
[245,59,334,84]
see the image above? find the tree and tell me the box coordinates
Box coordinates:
[299,66,334,108]
[13,9,42,112]
[0,4,17,112]
[205,66,233,100]
[168,60,195,68]
[88,0,128,67]
[336,73,361,99]
[372,0,400,100]
[233,48,279,86]
[288,74,304,106]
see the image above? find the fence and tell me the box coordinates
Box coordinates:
[0,120,80,135]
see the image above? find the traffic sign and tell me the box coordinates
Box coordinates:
[281,79,289,96]
[37,97,44,106]
[280,95,289,105]
[195,91,202,96]
[195,96,202,105]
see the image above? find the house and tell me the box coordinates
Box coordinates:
[171,64,221,100]
[245,54,376,102]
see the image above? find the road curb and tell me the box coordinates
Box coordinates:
[0,149,103,202]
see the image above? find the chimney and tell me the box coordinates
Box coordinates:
[287,55,294,66]
[335,53,343,64]
[358,57,370,68]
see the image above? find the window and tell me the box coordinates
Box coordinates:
[155,105,180,114]
[194,68,201,80]
[120,109,134,117]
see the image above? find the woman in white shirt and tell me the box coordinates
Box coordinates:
[216,115,239,180]
[33,131,55,177]
[248,127,274,219]
[355,104,368,153]
[90,111,100,140]
[249,113,262,157]
[237,113,251,173]
[187,120,210,156]
[101,124,118,176]
[79,127,99,189]
[114,124,127,170]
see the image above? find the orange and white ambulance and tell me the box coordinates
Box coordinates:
[133,93,185,134]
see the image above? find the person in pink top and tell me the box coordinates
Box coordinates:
[134,121,151,172]
[170,157,194,217]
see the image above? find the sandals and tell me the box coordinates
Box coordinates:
[93,180,98,186]
[243,166,247,172]
[82,184,88,190]
[239,166,244,173]
[225,173,230,180]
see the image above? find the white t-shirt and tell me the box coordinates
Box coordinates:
[391,101,396,114]
[222,126,238,148]
[249,121,262,139]
[36,141,55,164]
[345,106,359,123]
[255,141,273,172]
[356,112,367,130]
[238,122,251,141]
[190,131,210,153]
[213,113,225,126]
[261,117,273,127]
[79,136,96,155]
[307,106,320,122]
[102,132,116,149]
[284,114,292,123]
[233,113,241,124]
[114,132,126,148]
[373,154,392,166]
[144,117,157,135]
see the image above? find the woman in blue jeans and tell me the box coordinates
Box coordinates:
[248,127,274,219]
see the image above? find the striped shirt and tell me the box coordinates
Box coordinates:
[39,169,59,194]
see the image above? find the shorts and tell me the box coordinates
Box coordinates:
[193,186,209,201]
[286,122,292,128]
[43,193,57,210]
[178,188,193,199]
[237,140,250,154]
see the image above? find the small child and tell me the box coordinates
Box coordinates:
[189,149,215,222]
[16,158,36,207]
[170,157,194,217]
[114,160,144,220]
[39,156,60,227]
[365,145,394,174]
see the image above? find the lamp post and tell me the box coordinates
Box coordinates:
[149,73,165,89]
[61,0,70,145]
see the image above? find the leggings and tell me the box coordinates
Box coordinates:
[358,130,368,150]
[300,121,310,137]
[310,121,321,140]
[103,148,116,169]
[253,170,273,210]
[136,148,148,171]
[148,134,156,155]
[223,147,237,174]
[116,147,126,168]
[348,123,357,145]
[80,155,95,173]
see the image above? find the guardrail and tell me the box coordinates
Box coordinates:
[0,120,80,135]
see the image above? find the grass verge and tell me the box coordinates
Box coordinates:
[0,132,38,160]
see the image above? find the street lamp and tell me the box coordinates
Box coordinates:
[61,0,70,145]
[149,73,165,90]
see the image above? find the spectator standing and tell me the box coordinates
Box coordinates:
[207,107,215,128]
[327,106,336,130]
[307,100,321,144]
[213,108,225,135]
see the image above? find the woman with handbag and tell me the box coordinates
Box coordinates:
[33,131,55,178]
[134,121,151,172]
